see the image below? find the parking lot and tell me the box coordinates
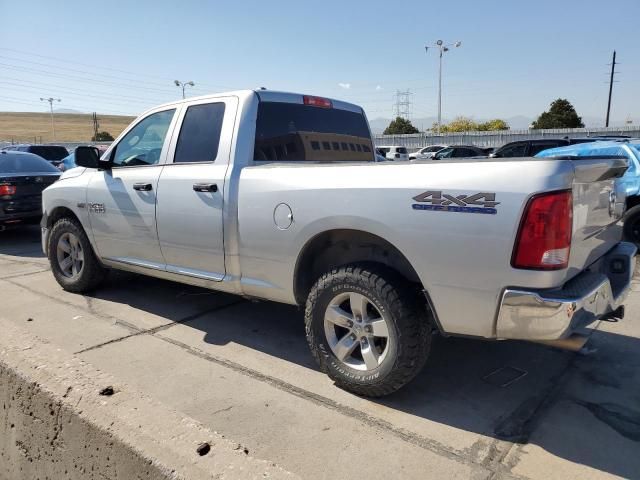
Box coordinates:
[1,225,639,480]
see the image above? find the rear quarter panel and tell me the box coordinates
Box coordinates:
[236,159,575,338]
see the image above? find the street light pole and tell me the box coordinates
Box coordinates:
[425,40,461,134]
[174,80,195,99]
[40,97,61,141]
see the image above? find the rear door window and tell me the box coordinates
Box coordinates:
[397,147,408,154]
[254,101,373,162]
[498,143,527,157]
[173,103,225,163]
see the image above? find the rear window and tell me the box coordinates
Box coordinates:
[254,101,373,162]
[28,146,69,161]
[397,147,408,154]
[0,153,61,173]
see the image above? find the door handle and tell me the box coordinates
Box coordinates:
[133,183,153,191]
[193,183,218,193]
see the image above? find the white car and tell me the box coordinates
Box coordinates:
[409,145,447,160]
[377,145,409,161]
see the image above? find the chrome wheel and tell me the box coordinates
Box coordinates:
[324,292,391,371]
[56,232,84,279]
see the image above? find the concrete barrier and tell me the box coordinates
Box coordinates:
[0,322,296,480]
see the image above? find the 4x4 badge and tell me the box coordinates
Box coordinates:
[412,191,499,215]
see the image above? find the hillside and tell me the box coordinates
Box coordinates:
[0,112,136,143]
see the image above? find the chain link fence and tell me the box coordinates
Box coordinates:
[374,126,640,150]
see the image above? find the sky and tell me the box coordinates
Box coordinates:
[0,0,638,128]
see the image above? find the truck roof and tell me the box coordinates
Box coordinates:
[148,89,364,115]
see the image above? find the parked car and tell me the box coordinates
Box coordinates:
[432,145,487,159]
[536,140,640,244]
[41,89,635,396]
[59,145,109,171]
[374,148,388,162]
[409,145,447,160]
[2,144,69,168]
[0,151,60,228]
[490,137,624,158]
[377,145,409,161]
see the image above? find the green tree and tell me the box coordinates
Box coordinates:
[434,116,509,132]
[92,131,114,141]
[478,119,510,131]
[532,99,584,129]
[383,116,420,135]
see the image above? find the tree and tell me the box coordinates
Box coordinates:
[92,131,114,141]
[477,119,509,131]
[438,116,478,132]
[433,116,510,132]
[532,99,584,129]
[383,117,420,135]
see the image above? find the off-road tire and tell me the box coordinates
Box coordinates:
[48,217,107,293]
[305,264,432,397]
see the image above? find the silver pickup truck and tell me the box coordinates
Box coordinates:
[41,90,636,396]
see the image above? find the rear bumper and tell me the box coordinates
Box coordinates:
[496,242,637,340]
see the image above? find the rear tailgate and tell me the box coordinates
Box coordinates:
[568,156,628,275]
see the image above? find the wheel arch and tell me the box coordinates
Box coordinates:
[293,229,423,305]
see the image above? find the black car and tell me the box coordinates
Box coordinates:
[2,144,69,168]
[489,137,613,158]
[432,145,488,159]
[0,151,60,228]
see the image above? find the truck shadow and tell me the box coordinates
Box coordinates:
[0,225,45,258]
[85,270,640,479]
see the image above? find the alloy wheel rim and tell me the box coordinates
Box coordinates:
[56,232,84,279]
[323,291,391,371]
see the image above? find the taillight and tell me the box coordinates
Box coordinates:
[512,190,573,270]
[303,95,332,108]
[0,184,16,196]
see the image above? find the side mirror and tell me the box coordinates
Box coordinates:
[75,146,106,169]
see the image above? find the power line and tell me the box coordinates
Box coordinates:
[0,48,233,91]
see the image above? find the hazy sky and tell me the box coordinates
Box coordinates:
[0,0,638,126]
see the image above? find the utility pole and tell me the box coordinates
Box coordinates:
[40,97,61,140]
[425,40,461,133]
[92,112,100,140]
[605,50,617,128]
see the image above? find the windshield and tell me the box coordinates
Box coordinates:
[0,153,61,173]
[254,101,373,162]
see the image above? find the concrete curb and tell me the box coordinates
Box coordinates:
[0,321,297,479]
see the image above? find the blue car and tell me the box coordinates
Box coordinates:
[536,140,640,243]
[60,152,77,171]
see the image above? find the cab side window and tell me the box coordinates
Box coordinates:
[498,143,527,157]
[173,103,226,163]
[112,109,176,167]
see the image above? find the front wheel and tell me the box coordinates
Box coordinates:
[48,217,107,293]
[305,264,432,397]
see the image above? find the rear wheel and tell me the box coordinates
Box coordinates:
[305,264,432,397]
[48,217,107,292]
[623,205,640,245]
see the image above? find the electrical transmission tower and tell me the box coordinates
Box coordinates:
[394,90,413,119]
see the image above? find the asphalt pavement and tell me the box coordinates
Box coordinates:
[1,225,639,480]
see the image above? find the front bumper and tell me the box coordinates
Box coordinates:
[496,242,637,340]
